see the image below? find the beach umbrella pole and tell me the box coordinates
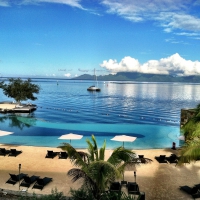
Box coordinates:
[134,171,136,183]
[19,164,21,191]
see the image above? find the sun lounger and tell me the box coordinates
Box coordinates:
[166,154,179,164]
[180,185,200,198]
[0,148,10,156]
[195,183,200,189]
[6,173,27,185]
[20,175,40,188]
[59,151,68,159]
[32,177,52,190]
[155,155,168,163]
[138,155,148,163]
[138,192,145,200]
[127,182,140,195]
[8,149,22,157]
[109,182,121,192]
[45,150,57,159]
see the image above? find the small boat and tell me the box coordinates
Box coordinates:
[87,69,101,92]
[87,85,101,91]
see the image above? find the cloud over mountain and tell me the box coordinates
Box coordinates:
[64,73,71,77]
[100,53,200,76]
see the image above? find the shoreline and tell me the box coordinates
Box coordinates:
[0,143,199,199]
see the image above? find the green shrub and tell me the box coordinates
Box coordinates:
[18,188,65,200]
[69,188,139,200]
[68,188,94,200]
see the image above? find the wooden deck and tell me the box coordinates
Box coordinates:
[0,102,37,113]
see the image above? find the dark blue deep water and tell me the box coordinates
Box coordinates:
[1,79,200,149]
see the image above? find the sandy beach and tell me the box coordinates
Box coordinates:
[0,144,200,200]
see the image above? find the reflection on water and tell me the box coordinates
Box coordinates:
[0,114,32,130]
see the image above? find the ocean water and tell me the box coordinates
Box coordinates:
[0,79,200,149]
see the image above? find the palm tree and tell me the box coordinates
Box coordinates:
[59,135,150,200]
[179,103,200,164]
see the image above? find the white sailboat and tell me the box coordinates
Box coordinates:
[87,69,101,92]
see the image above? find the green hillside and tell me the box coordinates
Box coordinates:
[72,72,200,83]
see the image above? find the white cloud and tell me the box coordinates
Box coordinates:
[158,12,200,32]
[64,73,71,77]
[0,0,84,9]
[100,56,140,73]
[165,37,187,44]
[100,53,200,76]
[0,0,10,6]
[175,32,200,37]
[101,0,200,33]
[38,0,84,9]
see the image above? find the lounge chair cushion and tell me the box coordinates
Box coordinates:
[32,177,52,190]
[167,154,179,164]
[180,185,199,195]
[155,155,168,163]
[20,175,40,188]
[0,148,10,156]
[9,149,22,157]
[110,182,121,192]
[59,151,68,159]
[6,173,27,185]
[45,150,57,158]
[127,182,140,195]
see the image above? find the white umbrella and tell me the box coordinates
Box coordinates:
[58,133,83,143]
[111,135,137,147]
[0,130,13,137]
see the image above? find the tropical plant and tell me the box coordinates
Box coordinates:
[69,187,138,200]
[179,103,200,164]
[59,135,151,200]
[18,188,64,200]
[68,187,94,200]
[0,78,40,104]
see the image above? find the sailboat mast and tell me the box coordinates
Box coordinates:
[94,68,98,87]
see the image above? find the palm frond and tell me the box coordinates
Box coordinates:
[91,134,99,159]
[108,147,135,167]
[99,140,106,161]
[68,168,86,182]
[86,135,99,161]
[86,139,95,161]
[179,140,200,164]
[78,151,89,163]
[87,160,120,192]
[59,143,89,167]
[196,103,200,112]
[68,168,97,191]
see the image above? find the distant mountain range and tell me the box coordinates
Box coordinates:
[72,72,200,83]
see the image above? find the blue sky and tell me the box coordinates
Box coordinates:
[0,0,200,78]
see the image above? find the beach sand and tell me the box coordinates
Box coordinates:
[0,144,200,199]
